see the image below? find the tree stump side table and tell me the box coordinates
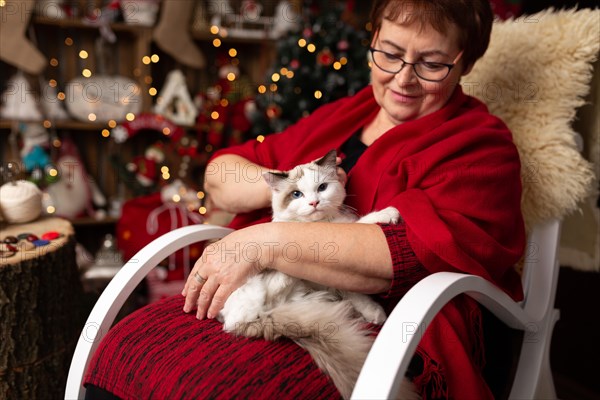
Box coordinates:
[1,217,85,399]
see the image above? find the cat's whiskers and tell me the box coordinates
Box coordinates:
[339,204,359,216]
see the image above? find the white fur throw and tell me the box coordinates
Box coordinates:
[464,8,599,230]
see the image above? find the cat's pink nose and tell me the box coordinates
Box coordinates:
[309,200,319,207]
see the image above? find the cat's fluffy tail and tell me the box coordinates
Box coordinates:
[233,299,368,398]
[231,297,419,399]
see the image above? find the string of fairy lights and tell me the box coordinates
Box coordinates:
[41,16,365,137]
[38,23,217,215]
[20,11,369,216]
[42,24,245,136]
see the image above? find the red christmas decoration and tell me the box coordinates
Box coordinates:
[112,113,185,143]
[266,104,282,120]
[195,53,255,150]
[117,193,205,282]
[129,142,165,187]
[317,48,335,66]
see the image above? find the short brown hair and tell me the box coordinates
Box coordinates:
[369,0,494,69]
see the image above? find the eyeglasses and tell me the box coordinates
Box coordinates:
[369,47,463,82]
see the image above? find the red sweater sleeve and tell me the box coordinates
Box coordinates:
[378,222,430,299]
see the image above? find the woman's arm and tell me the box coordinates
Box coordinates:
[204,154,273,214]
[183,222,393,320]
[267,222,392,291]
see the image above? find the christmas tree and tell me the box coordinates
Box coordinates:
[249,2,371,137]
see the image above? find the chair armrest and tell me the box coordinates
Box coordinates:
[65,224,233,400]
[351,272,530,400]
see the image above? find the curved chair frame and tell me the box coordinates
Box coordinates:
[65,225,233,400]
[353,218,561,399]
[66,219,560,399]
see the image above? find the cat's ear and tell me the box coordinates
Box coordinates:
[314,150,337,168]
[262,171,289,191]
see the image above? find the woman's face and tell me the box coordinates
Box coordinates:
[370,16,467,126]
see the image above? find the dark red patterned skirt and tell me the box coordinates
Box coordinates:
[84,295,342,399]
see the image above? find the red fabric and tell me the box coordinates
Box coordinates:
[117,193,204,281]
[85,296,341,399]
[84,224,433,399]
[211,84,526,398]
[379,223,431,307]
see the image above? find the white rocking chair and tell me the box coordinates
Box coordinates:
[65,219,561,400]
[66,8,598,400]
[353,219,561,399]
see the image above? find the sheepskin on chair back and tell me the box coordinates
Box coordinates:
[464,8,599,230]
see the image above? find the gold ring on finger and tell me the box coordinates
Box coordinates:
[194,271,207,285]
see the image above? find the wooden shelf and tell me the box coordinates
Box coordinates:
[71,216,119,226]
[33,16,151,35]
[34,16,274,45]
[0,119,111,131]
[192,29,277,45]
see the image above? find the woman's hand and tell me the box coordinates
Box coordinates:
[182,226,267,320]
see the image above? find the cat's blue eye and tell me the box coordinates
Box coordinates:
[291,191,303,199]
[317,183,328,192]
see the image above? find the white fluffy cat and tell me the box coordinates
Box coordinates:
[218,150,419,399]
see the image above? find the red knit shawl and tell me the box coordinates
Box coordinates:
[212,84,526,398]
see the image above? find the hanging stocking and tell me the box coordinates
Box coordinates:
[0,0,47,74]
[152,1,206,69]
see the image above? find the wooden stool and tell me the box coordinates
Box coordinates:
[1,217,84,399]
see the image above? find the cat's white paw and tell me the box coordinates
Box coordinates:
[360,303,387,325]
[220,277,270,332]
[344,292,388,324]
[357,206,401,224]
[379,206,401,224]
[220,289,261,332]
[221,304,260,332]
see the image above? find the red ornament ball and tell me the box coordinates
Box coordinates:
[317,48,334,66]
[266,104,282,120]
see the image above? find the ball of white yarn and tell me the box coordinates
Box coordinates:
[0,180,43,223]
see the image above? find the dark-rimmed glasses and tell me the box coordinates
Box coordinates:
[369,47,463,82]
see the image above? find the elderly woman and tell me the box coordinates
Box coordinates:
[84,1,525,399]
